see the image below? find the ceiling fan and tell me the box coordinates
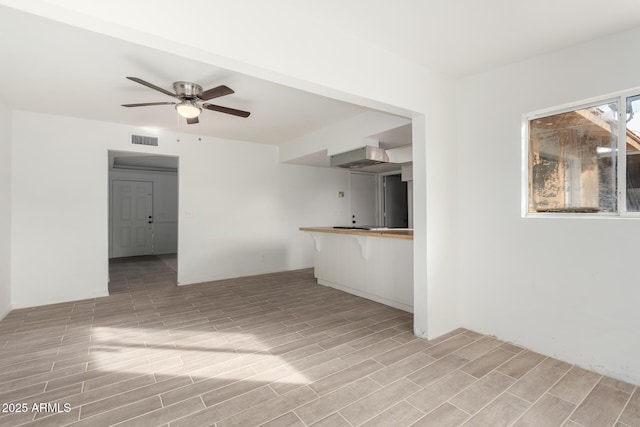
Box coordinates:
[122,77,251,124]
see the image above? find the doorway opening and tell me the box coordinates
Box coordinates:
[380,172,410,228]
[107,151,179,293]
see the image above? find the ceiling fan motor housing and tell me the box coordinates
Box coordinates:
[173,81,202,99]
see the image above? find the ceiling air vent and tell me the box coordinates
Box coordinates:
[131,134,158,147]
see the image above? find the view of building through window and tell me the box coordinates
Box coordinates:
[625,94,640,212]
[528,102,618,213]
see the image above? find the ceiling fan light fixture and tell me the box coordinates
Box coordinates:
[175,101,201,119]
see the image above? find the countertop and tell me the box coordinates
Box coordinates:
[299,227,413,240]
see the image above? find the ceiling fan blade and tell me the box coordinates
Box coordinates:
[126,77,176,97]
[121,102,176,107]
[202,103,251,118]
[198,85,234,101]
[187,117,199,125]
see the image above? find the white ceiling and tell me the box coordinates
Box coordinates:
[1,2,640,147]
[308,0,640,76]
[0,5,375,146]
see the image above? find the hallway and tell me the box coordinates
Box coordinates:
[108,254,177,294]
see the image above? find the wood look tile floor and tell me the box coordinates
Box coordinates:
[0,255,638,427]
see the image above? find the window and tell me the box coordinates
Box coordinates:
[526,90,640,216]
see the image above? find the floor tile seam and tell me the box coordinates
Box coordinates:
[546,389,582,406]
[54,373,164,413]
[52,349,151,372]
[602,380,638,394]
[334,413,355,427]
[1,326,68,339]
[3,338,65,351]
[365,354,441,388]
[253,410,305,427]
[446,388,531,424]
[313,358,388,397]
[219,385,320,427]
[613,387,636,427]
[335,379,425,427]
[406,392,471,423]
[15,318,73,331]
[507,367,580,427]
[0,363,59,386]
[347,326,412,350]
[459,348,521,381]
[0,354,69,372]
[159,316,212,328]
[267,334,333,356]
[495,354,549,381]
[317,326,380,345]
[291,384,365,426]
[158,367,258,407]
[402,399,428,418]
[109,395,204,426]
[560,370,605,424]
[423,329,467,347]
[506,360,574,404]
[14,408,40,425]
[430,368,490,406]
[267,346,349,373]
[374,345,435,368]
[0,381,61,406]
[289,321,359,338]
[403,371,430,390]
[314,358,384,394]
[78,394,164,424]
[82,351,162,374]
[77,371,191,415]
[16,408,79,426]
[271,359,352,393]
[452,339,508,362]
[443,399,473,417]
[336,374,416,415]
[235,332,307,352]
[425,334,483,360]
[504,390,535,405]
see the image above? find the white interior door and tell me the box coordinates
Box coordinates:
[112,180,153,257]
[350,172,377,226]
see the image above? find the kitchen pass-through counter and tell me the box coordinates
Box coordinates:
[300,227,413,312]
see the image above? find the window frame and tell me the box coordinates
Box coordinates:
[522,88,640,219]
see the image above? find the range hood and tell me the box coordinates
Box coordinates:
[329,146,389,169]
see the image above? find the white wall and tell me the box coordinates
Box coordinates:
[109,168,178,256]
[10,111,350,308]
[0,101,10,320]
[456,27,640,383]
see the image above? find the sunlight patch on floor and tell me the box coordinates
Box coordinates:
[88,326,311,384]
